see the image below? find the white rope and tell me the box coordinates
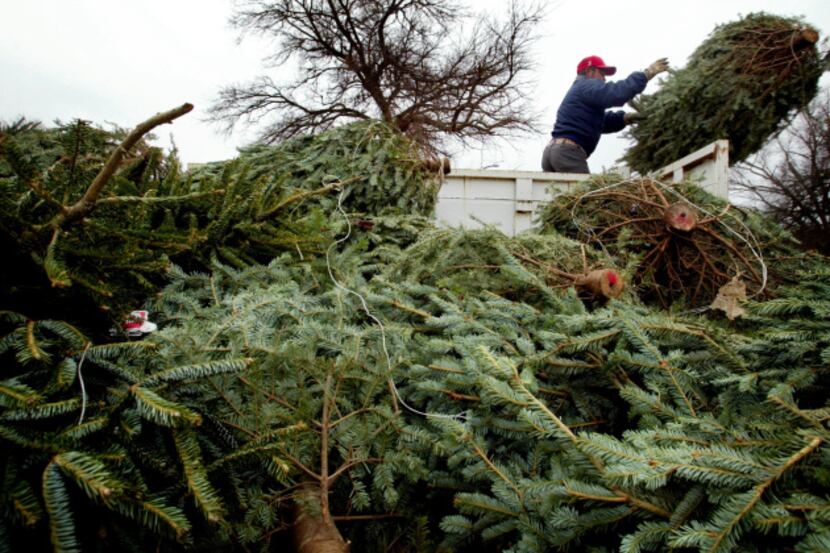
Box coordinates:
[77,341,91,425]
[325,184,466,421]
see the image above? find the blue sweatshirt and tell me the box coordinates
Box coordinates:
[551,71,648,157]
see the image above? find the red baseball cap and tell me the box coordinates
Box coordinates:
[577,55,617,76]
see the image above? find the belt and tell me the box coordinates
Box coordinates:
[550,137,582,150]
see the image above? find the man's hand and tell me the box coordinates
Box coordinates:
[624,112,645,125]
[644,58,669,80]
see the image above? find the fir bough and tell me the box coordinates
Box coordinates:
[189,119,442,216]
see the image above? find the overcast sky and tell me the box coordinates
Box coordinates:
[1,0,828,172]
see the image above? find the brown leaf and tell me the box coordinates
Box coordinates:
[710,275,747,320]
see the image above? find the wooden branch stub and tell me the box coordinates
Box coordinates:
[793,27,819,48]
[663,202,699,232]
[50,103,194,228]
[576,269,625,299]
[420,156,451,175]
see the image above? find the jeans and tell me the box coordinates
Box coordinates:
[541,141,589,174]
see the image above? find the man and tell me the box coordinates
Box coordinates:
[541,55,669,173]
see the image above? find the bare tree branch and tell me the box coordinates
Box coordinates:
[732,89,830,253]
[211,0,542,152]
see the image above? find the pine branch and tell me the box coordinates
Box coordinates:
[173,428,225,523]
[0,380,41,406]
[140,358,253,388]
[2,398,81,421]
[130,386,202,427]
[24,321,47,361]
[51,451,122,502]
[42,463,80,553]
[112,496,191,541]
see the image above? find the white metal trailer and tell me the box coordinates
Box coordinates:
[436,139,729,236]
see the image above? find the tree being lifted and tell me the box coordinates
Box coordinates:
[210,0,542,153]
[623,12,827,173]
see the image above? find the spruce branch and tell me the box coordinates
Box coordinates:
[386,299,433,319]
[706,436,823,552]
[42,462,80,553]
[255,181,344,222]
[140,357,253,388]
[25,320,46,361]
[114,497,191,540]
[768,394,829,436]
[468,440,524,503]
[96,189,226,205]
[44,229,71,288]
[51,451,121,502]
[172,428,225,523]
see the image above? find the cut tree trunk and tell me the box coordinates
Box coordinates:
[575,269,625,299]
[663,202,698,232]
[292,483,349,553]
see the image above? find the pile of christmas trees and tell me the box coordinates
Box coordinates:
[2,12,830,553]
[0,113,437,329]
[3,119,830,553]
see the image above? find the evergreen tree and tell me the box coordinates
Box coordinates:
[623,12,827,173]
[538,175,824,308]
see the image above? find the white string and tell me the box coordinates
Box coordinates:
[77,341,91,425]
[325,184,466,421]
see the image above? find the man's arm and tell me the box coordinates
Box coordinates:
[583,72,648,108]
[602,110,626,134]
